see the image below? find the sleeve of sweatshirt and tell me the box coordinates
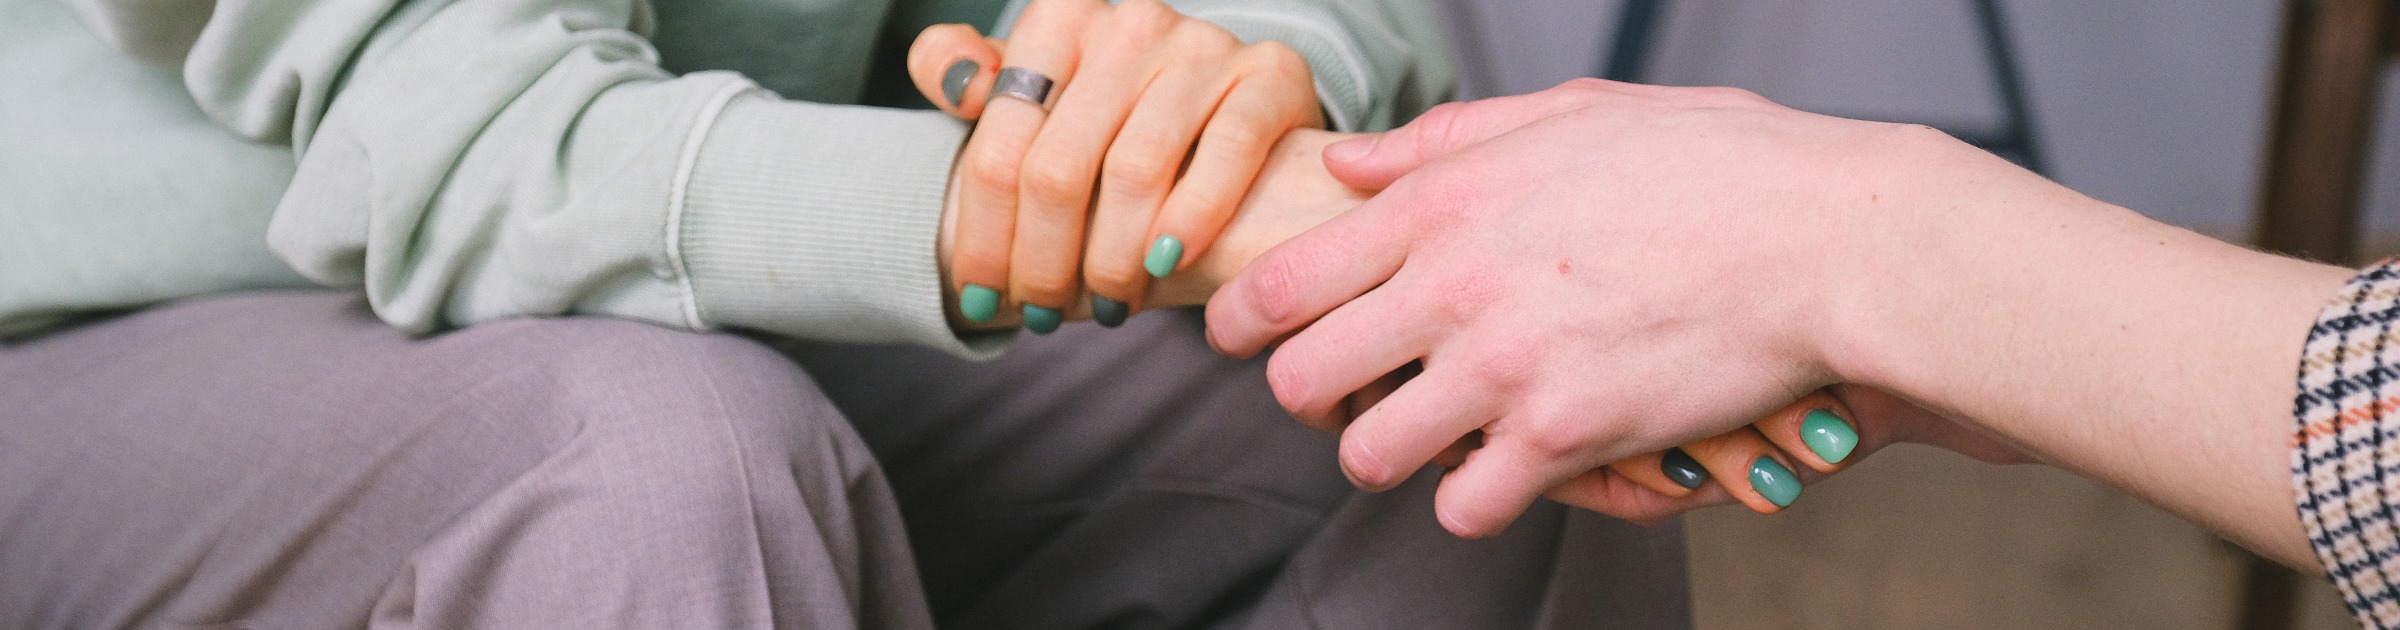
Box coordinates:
[64,0,1012,357]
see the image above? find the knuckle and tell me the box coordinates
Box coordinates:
[1264,351,1319,416]
[964,148,1023,196]
[1408,101,1471,153]
[1019,155,1091,208]
[1201,117,1273,154]
[1243,42,1312,85]
[1091,9,1163,52]
[1396,175,1485,234]
[1427,267,1504,325]
[1689,85,1768,107]
[1247,254,1308,329]
[1561,77,1613,92]
[1114,0,1173,26]
[1459,334,1538,388]
[1517,415,1588,460]
[1100,145,1175,197]
[1169,21,1238,58]
[1164,183,1236,223]
[1885,122,1949,145]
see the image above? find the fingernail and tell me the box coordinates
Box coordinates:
[1144,235,1183,279]
[960,284,1000,323]
[1091,295,1129,328]
[1749,456,1802,508]
[941,60,978,108]
[1022,304,1062,334]
[1800,409,1858,464]
[1659,448,1708,490]
[1324,134,1378,164]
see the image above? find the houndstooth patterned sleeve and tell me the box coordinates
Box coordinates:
[2295,259,2400,629]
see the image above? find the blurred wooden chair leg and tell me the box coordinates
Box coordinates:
[2245,0,2393,628]
[2252,0,2390,263]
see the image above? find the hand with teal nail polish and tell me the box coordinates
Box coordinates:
[1520,393,1888,522]
[927,127,1368,333]
[905,0,1329,332]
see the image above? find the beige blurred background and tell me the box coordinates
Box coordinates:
[1421,1,2399,627]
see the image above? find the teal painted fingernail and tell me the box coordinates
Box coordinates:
[941,60,978,108]
[1749,456,1802,508]
[959,284,1000,323]
[1091,295,1129,328]
[1660,448,1708,490]
[1800,409,1858,464]
[1022,304,1061,334]
[1143,235,1183,278]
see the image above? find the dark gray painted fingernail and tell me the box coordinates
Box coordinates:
[1091,295,1129,328]
[941,60,978,108]
[1660,448,1708,490]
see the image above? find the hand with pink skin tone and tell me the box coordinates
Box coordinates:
[909,1,1912,523]
[1205,78,2349,569]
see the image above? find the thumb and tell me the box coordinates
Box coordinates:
[908,24,1005,119]
[1323,78,1626,190]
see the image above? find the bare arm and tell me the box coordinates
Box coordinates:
[1204,79,2352,568]
[1832,141,2347,567]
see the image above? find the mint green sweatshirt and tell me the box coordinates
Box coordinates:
[0,0,1451,354]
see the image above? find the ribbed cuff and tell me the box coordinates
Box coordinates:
[675,91,1010,359]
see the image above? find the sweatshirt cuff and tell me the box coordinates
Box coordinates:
[674,90,1011,359]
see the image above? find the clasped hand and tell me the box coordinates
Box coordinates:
[1209,80,2033,537]
[907,2,1987,537]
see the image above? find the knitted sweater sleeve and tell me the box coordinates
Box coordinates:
[2294,258,2400,627]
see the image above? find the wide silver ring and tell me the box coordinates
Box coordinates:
[990,67,1056,109]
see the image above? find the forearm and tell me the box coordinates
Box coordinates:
[1831,131,2350,567]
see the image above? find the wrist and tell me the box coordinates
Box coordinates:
[1811,126,2109,416]
[1809,126,1971,395]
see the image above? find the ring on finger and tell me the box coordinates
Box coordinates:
[989,67,1057,109]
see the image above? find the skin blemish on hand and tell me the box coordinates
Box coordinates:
[1557,259,1572,275]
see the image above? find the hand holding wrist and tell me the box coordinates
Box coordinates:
[940,128,1365,330]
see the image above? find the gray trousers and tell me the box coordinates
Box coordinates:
[0,291,1688,629]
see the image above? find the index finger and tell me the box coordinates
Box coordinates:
[1203,194,1412,358]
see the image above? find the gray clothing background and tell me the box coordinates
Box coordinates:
[0,292,1689,628]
